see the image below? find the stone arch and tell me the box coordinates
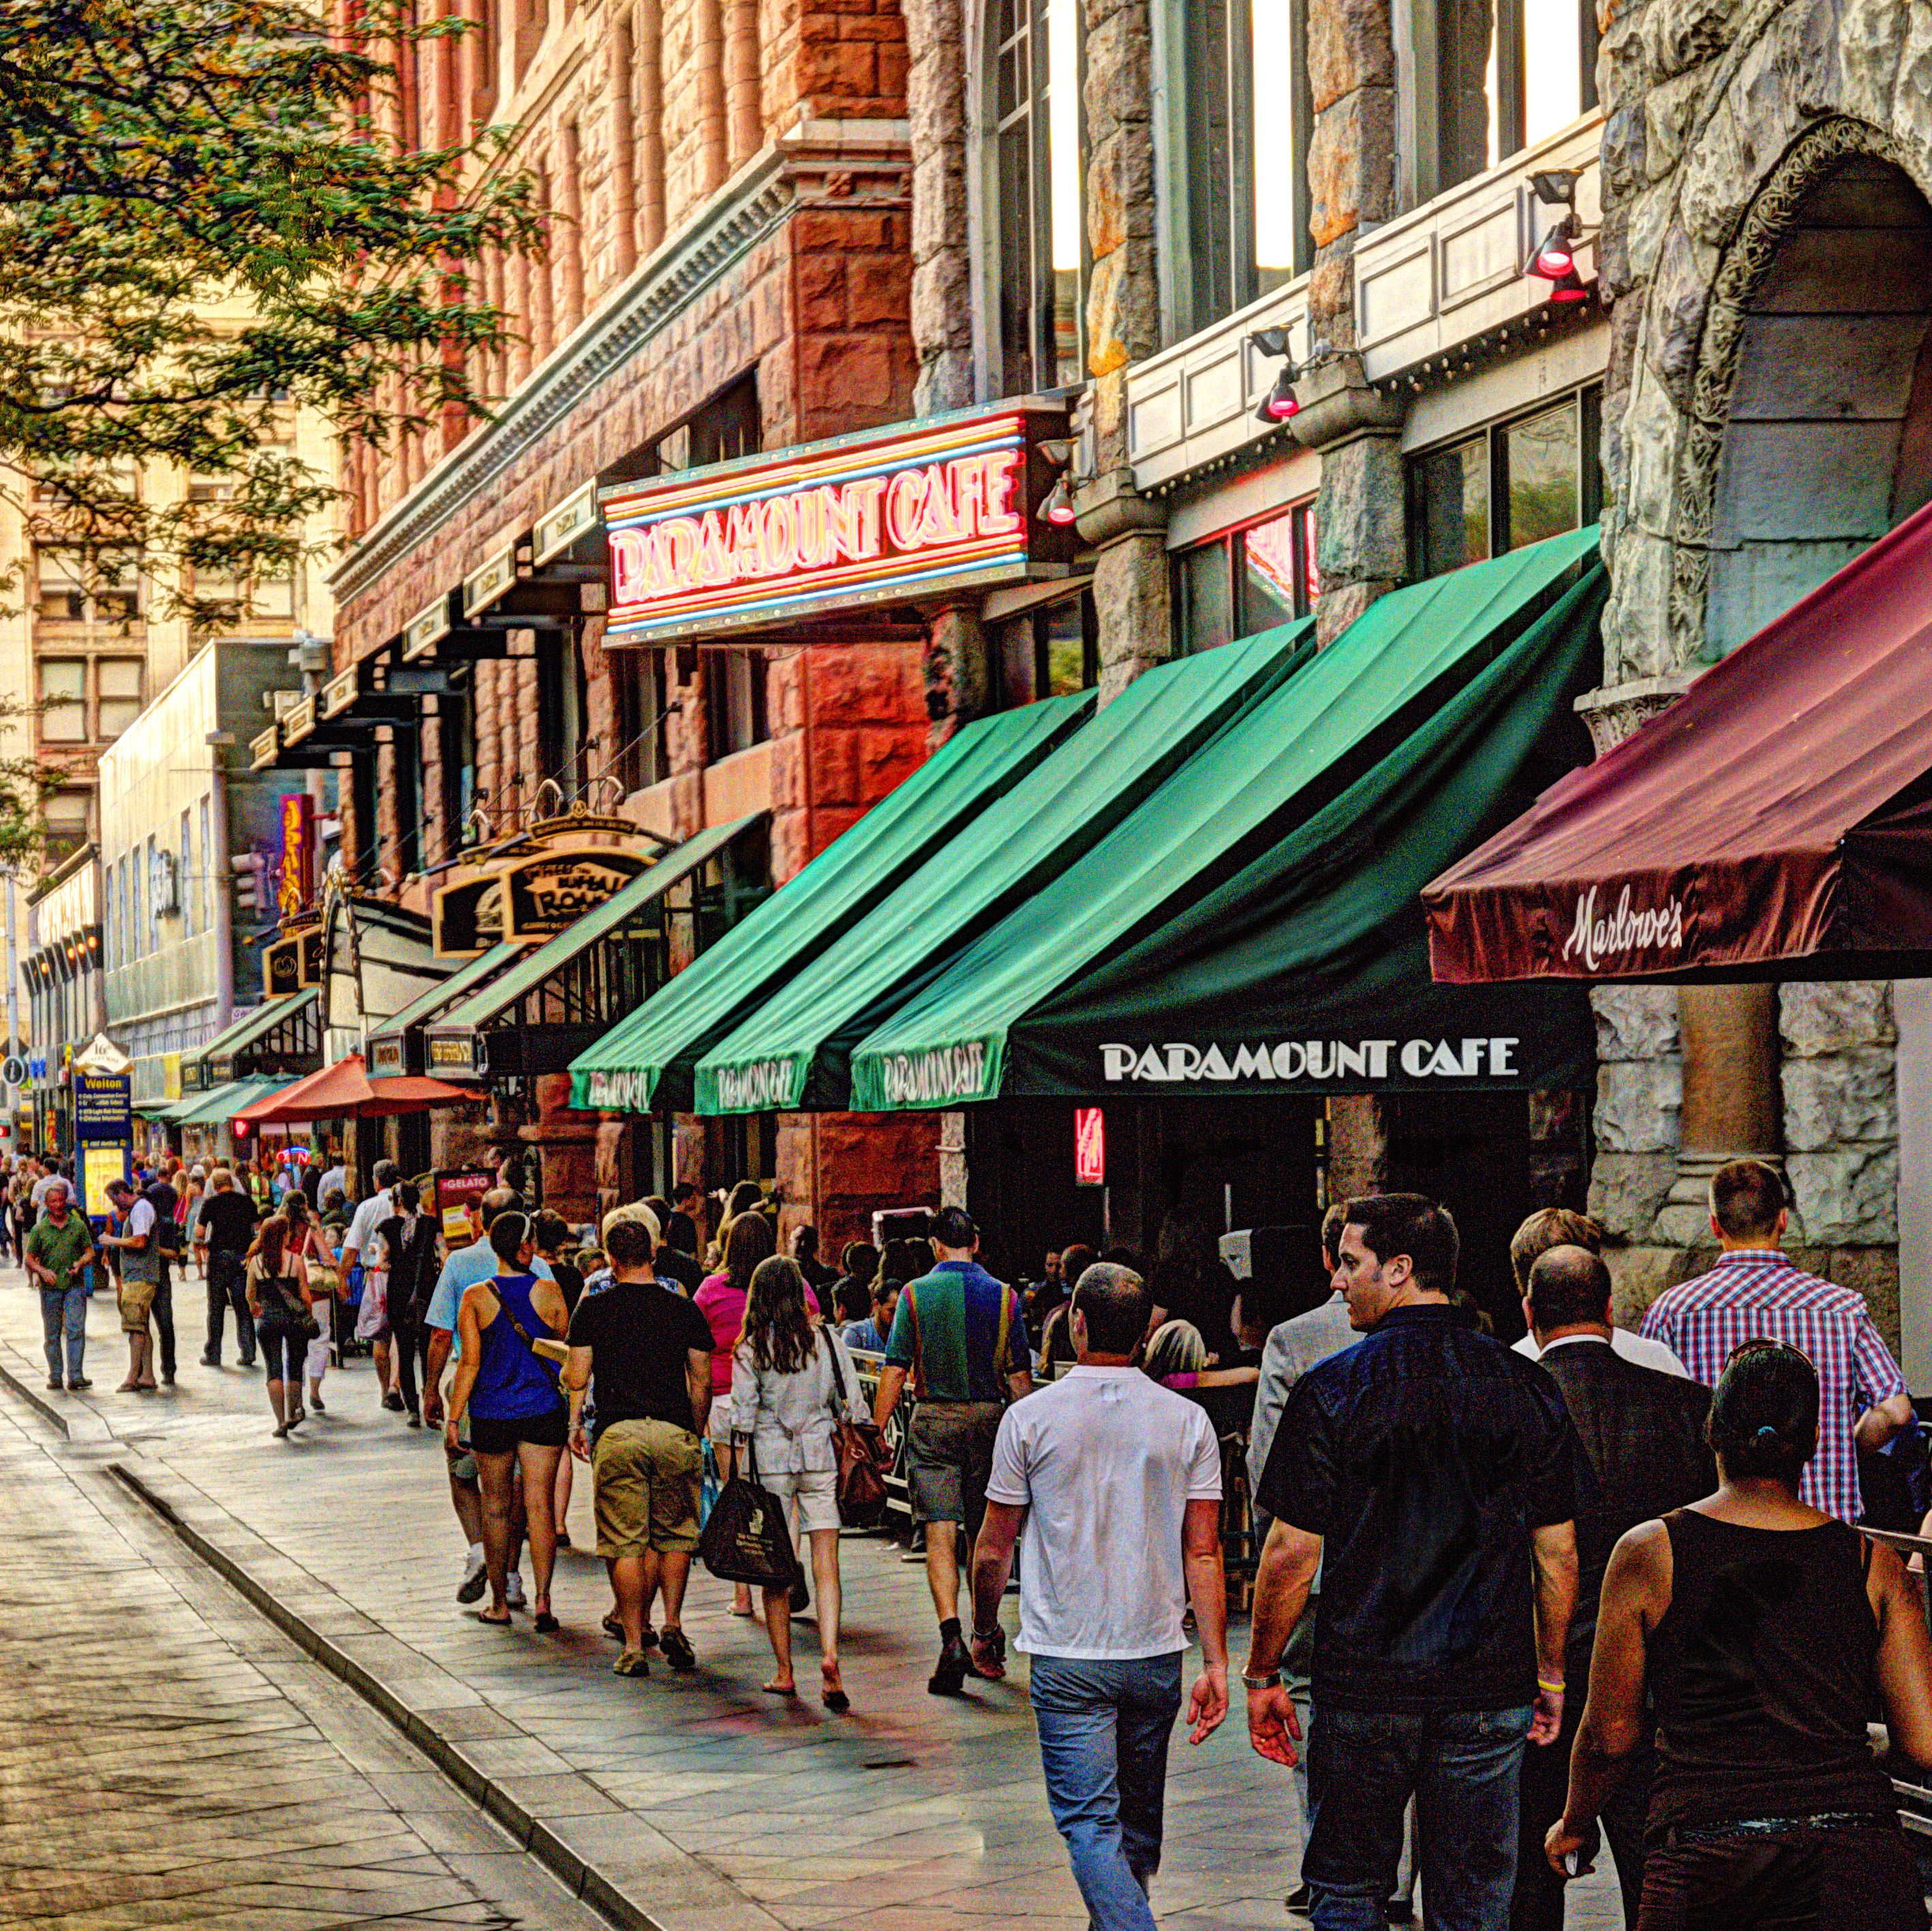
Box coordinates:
[1671,123,1932,658]
[1600,0,1932,685]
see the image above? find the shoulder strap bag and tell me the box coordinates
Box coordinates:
[480,1278,568,1369]
[823,1333,891,1528]
[697,1434,806,1590]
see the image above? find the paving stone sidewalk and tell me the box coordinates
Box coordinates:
[0,1376,617,1930]
[0,1267,1624,1930]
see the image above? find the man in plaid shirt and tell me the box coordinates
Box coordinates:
[1642,1158,1912,1522]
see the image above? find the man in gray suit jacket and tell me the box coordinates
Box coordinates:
[1511,1245,1715,1931]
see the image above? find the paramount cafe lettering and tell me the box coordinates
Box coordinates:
[609,450,1023,608]
[875,1042,989,1106]
[713,1059,795,1111]
[1099,1037,1521,1084]
[581,1068,653,1112]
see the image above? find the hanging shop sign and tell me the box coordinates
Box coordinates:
[73,1070,132,1220]
[279,794,314,918]
[602,401,1074,644]
[262,922,324,997]
[433,812,656,956]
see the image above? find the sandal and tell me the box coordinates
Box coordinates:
[476,1608,513,1627]
[660,1628,696,1673]
[821,1661,848,1712]
[762,1680,799,1697]
[613,1648,651,1677]
[534,1611,559,1635]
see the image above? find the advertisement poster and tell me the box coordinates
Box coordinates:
[433,1167,493,1242]
[73,1071,132,1220]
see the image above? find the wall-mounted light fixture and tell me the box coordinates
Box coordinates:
[1037,439,1079,527]
[1526,170,1591,303]
[1250,328,1301,423]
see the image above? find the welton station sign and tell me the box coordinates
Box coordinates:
[602,401,1074,643]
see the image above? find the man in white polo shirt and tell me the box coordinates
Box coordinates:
[968,1262,1228,1931]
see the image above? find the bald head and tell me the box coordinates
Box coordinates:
[1527,1244,1613,1340]
[478,1188,521,1230]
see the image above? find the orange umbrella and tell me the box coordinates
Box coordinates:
[234,1054,475,1124]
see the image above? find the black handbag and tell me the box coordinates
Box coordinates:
[697,1438,806,1592]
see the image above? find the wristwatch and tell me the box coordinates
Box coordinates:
[1241,1668,1282,1691]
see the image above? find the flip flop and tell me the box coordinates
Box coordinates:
[476,1609,513,1627]
[762,1680,799,1697]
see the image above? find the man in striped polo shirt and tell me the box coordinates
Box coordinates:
[1642,1158,1912,1523]
[874,1206,1033,1694]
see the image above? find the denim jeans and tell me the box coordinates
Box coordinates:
[1305,1701,1531,1931]
[40,1286,87,1382]
[206,1250,255,1363]
[1028,1652,1183,1931]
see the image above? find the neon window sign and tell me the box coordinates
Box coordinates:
[602,404,1069,643]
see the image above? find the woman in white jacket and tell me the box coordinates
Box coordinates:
[730,1254,869,1708]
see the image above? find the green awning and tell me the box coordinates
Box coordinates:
[567,690,1095,1114]
[962,562,1607,1101]
[850,529,1604,1109]
[695,621,1317,1113]
[189,987,320,1079]
[366,940,530,1073]
[172,1077,298,1125]
[427,816,759,1071]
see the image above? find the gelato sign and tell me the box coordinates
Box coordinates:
[602,403,1073,643]
[1099,1037,1522,1085]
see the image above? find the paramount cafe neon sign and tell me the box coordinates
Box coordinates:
[602,405,1072,643]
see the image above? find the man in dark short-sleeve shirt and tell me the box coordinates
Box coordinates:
[1242,1194,1588,1931]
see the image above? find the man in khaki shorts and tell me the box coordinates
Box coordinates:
[563,1216,715,1677]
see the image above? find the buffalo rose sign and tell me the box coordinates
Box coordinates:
[602,401,1075,643]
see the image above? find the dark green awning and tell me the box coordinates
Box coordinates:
[366,940,529,1074]
[983,564,1606,1101]
[849,529,1603,1109]
[189,987,320,1081]
[567,690,1095,1114]
[172,1076,299,1125]
[427,816,758,1075]
[694,620,1317,1113]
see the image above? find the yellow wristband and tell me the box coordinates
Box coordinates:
[1538,1675,1565,1694]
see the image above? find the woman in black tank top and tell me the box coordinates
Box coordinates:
[1546,1340,1932,1930]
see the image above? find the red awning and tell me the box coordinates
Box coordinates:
[1424,499,1932,983]
[235,1055,474,1123]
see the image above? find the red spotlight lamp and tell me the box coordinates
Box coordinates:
[1037,439,1079,527]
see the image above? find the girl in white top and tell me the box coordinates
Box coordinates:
[729,1254,869,1708]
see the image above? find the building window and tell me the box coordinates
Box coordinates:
[1172,499,1319,653]
[42,790,90,869]
[706,651,769,761]
[180,809,195,940]
[1405,386,1601,578]
[145,835,159,946]
[198,796,215,934]
[35,552,85,623]
[1163,0,1310,340]
[998,589,1099,706]
[37,659,87,742]
[1422,0,1598,202]
[97,658,144,739]
[990,0,1084,394]
[642,375,761,476]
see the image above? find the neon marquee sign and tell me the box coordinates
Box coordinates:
[602,403,1069,642]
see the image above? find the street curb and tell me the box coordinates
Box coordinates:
[108,1462,675,1931]
[0,1357,72,1436]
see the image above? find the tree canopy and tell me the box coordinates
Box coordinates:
[0,0,540,863]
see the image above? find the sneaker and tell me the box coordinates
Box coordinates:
[505,1571,527,1611]
[161,1371,175,1386]
[239,1355,258,1370]
[199,1352,221,1368]
[382,1391,405,1412]
[406,1410,423,1429]
[928,1629,972,1697]
[660,1628,696,1672]
[613,1648,651,1678]
[67,1378,91,1391]
[46,1375,61,1391]
[310,1390,325,1412]
[456,1547,489,1605]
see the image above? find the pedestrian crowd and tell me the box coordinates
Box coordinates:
[6,1143,1931,1931]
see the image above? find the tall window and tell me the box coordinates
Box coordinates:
[1406,387,1602,578]
[1174,500,1319,653]
[998,589,1099,707]
[1424,0,1597,200]
[991,0,1083,394]
[180,809,195,939]
[97,658,143,739]
[36,660,86,743]
[706,651,769,761]
[199,797,215,933]
[1164,0,1310,339]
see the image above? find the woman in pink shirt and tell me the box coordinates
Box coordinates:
[694,1212,818,1615]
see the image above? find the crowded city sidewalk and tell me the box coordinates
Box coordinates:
[0,1263,1623,1931]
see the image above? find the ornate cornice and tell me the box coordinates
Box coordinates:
[330,119,913,614]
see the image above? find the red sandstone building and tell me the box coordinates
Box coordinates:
[255,0,1024,1234]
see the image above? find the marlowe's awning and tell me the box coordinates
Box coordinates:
[848,528,1604,1109]
[1425,498,1932,983]
[568,691,1092,1114]
[970,565,1605,1100]
[696,621,1317,1113]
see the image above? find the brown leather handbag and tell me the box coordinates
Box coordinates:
[824,1335,891,1528]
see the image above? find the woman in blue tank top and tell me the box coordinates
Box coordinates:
[445,1211,572,1631]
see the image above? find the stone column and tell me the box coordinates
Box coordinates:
[904,0,972,413]
[923,602,989,747]
[1313,427,1405,643]
[1651,984,1783,1245]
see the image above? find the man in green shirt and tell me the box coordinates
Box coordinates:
[25,1179,95,1392]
